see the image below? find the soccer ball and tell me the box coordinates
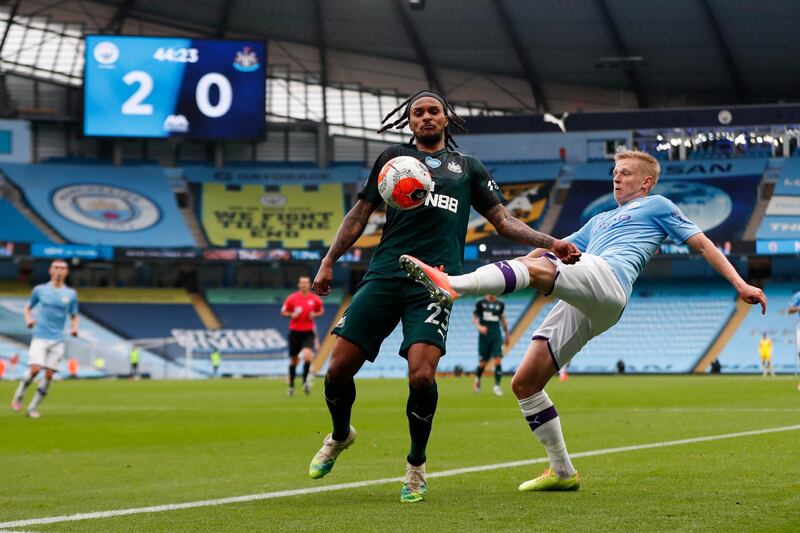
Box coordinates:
[378,156,433,210]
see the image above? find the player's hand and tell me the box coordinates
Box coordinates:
[551,239,581,265]
[71,329,78,337]
[312,261,333,296]
[739,284,767,315]
[26,320,35,329]
[504,336,510,346]
[292,308,302,319]
[478,325,488,335]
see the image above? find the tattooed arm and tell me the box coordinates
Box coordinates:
[482,203,581,264]
[312,199,377,296]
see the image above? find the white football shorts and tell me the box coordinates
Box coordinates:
[532,253,627,369]
[28,338,66,371]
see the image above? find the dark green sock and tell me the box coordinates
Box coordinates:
[406,382,438,466]
[494,364,502,386]
[325,377,356,441]
[475,365,484,378]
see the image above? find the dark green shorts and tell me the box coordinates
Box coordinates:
[332,278,452,361]
[478,334,503,361]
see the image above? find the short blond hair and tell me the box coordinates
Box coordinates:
[614,150,660,186]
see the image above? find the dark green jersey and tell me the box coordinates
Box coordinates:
[360,144,504,281]
[474,298,505,337]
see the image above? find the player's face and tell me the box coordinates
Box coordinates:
[612,159,654,205]
[486,294,496,302]
[298,277,311,293]
[49,261,68,282]
[408,97,447,146]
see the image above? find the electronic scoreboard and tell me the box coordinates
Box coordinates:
[84,35,265,139]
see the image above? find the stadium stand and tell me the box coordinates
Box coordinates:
[0,294,188,378]
[716,282,800,374]
[504,281,737,374]
[0,163,195,247]
[0,197,50,242]
[203,288,343,376]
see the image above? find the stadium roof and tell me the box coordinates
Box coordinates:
[6,0,800,112]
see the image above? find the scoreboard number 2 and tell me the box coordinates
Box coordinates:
[121,71,233,118]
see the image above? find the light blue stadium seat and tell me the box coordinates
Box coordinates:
[503,281,736,374]
[717,282,799,373]
[0,198,50,242]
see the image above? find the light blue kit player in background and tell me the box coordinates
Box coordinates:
[788,289,800,385]
[11,260,79,418]
[401,150,767,493]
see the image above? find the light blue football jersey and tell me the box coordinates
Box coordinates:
[566,195,701,297]
[29,282,78,341]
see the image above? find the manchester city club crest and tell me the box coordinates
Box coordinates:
[52,184,161,232]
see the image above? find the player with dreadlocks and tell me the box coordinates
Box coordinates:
[308,89,581,503]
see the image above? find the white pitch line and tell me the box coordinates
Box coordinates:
[2,424,799,530]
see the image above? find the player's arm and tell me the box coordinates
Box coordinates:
[686,233,766,314]
[788,296,800,314]
[481,204,581,265]
[24,289,38,328]
[280,299,293,318]
[472,313,487,335]
[500,314,510,345]
[70,314,79,337]
[313,199,378,296]
[24,304,35,328]
[310,302,325,318]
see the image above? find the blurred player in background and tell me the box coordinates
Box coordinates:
[402,149,766,492]
[129,344,140,378]
[308,89,580,503]
[281,276,324,396]
[11,260,78,418]
[472,294,509,396]
[788,289,800,389]
[759,333,774,377]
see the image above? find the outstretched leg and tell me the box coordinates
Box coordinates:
[400,252,556,305]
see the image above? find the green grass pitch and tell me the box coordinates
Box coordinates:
[1,375,799,532]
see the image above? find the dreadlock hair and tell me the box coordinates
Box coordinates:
[377,89,467,150]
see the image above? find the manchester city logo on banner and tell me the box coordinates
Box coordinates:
[52,184,161,232]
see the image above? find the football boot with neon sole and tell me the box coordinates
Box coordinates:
[518,468,580,492]
[400,462,427,503]
[399,255,459,306]
[308,425,356,479]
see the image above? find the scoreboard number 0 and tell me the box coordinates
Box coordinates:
[121,71,233,118]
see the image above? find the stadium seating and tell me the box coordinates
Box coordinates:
[0,163,194,247]
[504,281,736,374]
[0,295,189,378]
[353,292,533,378]
[717,282,799,373]
[0,198,50,243]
